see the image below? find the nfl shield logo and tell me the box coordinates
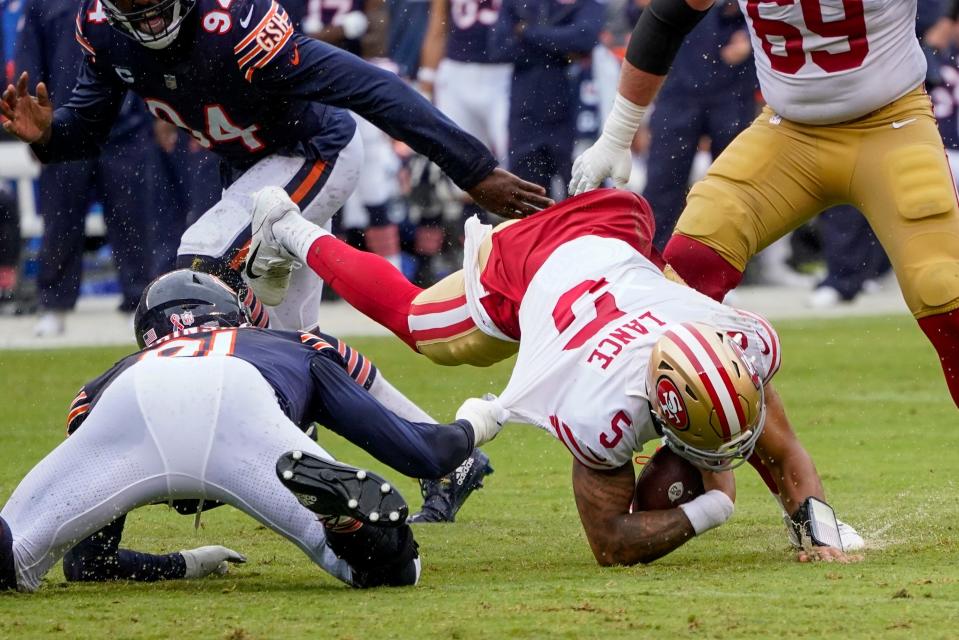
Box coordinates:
[164,74,178,90]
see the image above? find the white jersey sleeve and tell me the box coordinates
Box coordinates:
[738,0,925,124]
[497,236,783,470]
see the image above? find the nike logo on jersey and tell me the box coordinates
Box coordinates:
[892,118,917,129]
[240,5,256,28]
[291,43,300,66]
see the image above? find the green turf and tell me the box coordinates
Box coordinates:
[0,316,957,639]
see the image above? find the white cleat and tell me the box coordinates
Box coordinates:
[246,187,302,307]
[838,520,865,551]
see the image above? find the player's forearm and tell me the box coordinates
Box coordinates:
[573,462,696,566]
[754,385,826,515]
[616,0,714,106]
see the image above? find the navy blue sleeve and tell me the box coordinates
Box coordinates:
[28,14,126,164]
[62,516,187,582]
[238,0,496,189]
[519,0,604,56]
[487,0,521,64]
[308,354,474,479]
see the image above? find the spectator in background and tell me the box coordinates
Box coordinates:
[490,0,604,197]
[639,0,755,251]
[385,0,431,80]
[286,0,403,269]
[0,0,21,304]
[16,0,153,336]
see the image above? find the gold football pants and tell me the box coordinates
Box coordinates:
[676,87,959,318]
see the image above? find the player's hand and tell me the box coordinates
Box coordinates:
[797,546,864,564]
[456,394,509,447]
[569,138,633,195]
[335,11,369,39]
[467,168,554,218]
[700,468,736,503]
[180,545,247,578]
[0,72,53,144]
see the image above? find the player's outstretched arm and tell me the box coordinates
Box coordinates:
[0,72,52,144]
[571,460,733,566]
[569,0,715,195]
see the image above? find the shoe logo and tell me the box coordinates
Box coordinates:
[240,5,256,28]
[454,457,475,487]
[295,493,317,507]
[892,118,917,129]
[244,243,262,280]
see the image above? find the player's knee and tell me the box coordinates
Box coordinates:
[911,260,959,313]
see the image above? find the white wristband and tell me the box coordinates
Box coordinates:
[679,490,734,535]
[599,93,648,150]
[416,67,437,84]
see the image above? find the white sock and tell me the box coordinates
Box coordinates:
[273,213,331,262]
[368,375,436,423]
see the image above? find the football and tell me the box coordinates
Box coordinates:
[631,447,705,512]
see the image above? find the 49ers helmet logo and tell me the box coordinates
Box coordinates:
[656,377,689,431]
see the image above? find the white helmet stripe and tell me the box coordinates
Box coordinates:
[668,324,744,438]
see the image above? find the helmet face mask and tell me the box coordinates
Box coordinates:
[648,322,767,471]
[99,0,198,50]
[134,270,252,348]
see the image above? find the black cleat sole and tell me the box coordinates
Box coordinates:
[277,451,408,527]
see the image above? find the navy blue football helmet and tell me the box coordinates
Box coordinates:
[134,269,251,348]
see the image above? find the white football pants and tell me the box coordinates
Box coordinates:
[178,130,364,330]
[0,357,352,592]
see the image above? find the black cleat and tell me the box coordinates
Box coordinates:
[277,451,408,527]
[408,449,493,523]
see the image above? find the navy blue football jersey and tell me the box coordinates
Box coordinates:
[66,327,374,435]
[446,0,501,63]
[928,46,959,151]
[32,0,496,188]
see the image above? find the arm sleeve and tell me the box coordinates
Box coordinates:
[519,0,605,56]
[62,516,187,582]
[239,0,497,189]
[308,353,473,479]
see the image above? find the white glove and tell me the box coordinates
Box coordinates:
[456,395,509,447]
[180,545,246,579]
[569,93,647,195]
[336,11,369,39]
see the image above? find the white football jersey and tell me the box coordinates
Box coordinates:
[738,0,925,124]
[498,236,781,470]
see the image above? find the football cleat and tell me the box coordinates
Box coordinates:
[276,451,408,527]
[247,187,302,307]
[408,449,493,523]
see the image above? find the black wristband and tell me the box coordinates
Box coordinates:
[625,0,711,76]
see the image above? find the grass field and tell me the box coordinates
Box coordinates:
[0,315,957,639]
